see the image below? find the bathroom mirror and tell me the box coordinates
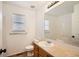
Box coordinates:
[44,1,79,47]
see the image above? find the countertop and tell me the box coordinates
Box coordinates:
[34,40,79,57]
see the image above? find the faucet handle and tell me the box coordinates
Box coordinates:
[72,35,75,38]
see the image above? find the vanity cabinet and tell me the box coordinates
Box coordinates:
[33,43,52,57]
[34,43,39,57]
[38,47,48,57]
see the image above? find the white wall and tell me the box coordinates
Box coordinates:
[0,1,2,50]
[58,13,72,38]
[57,13,72,42]
[3,3,36,56]
[71,4,79,46]
[72,4,79,37]
[35,6,45,40]
[44,15,58,39]
[44,13,72,40]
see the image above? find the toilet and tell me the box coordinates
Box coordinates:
[25,45,34,57]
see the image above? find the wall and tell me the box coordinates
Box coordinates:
[35,6,45,40]
[44,15,58,39]
[44,13,72,40]
[71,4,79,46]
[59,3,79,47]
[3,3,36,56]
[57,13,72,42]
[0,2,2,56]
[72,4,79,37]
[58,14,72,38]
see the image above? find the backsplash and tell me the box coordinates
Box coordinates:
[62,35,79,47]
[72,34,79,41]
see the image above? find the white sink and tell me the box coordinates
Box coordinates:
[38,40,54,48]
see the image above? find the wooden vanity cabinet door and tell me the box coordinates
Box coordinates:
[33,43,39,57]
[33,43,53,57]
[38,47,48,57]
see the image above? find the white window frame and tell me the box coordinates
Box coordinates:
[44,20,49,31]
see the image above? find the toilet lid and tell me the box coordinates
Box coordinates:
[25,45,34,51]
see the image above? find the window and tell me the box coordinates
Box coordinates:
[44,20,49,31]
[10,14,26,35]
[12,14,25,32]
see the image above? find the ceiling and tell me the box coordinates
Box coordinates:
[4,1,49,9]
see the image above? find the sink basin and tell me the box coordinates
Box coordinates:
[38,40,54,48]
[69,40,79,47]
